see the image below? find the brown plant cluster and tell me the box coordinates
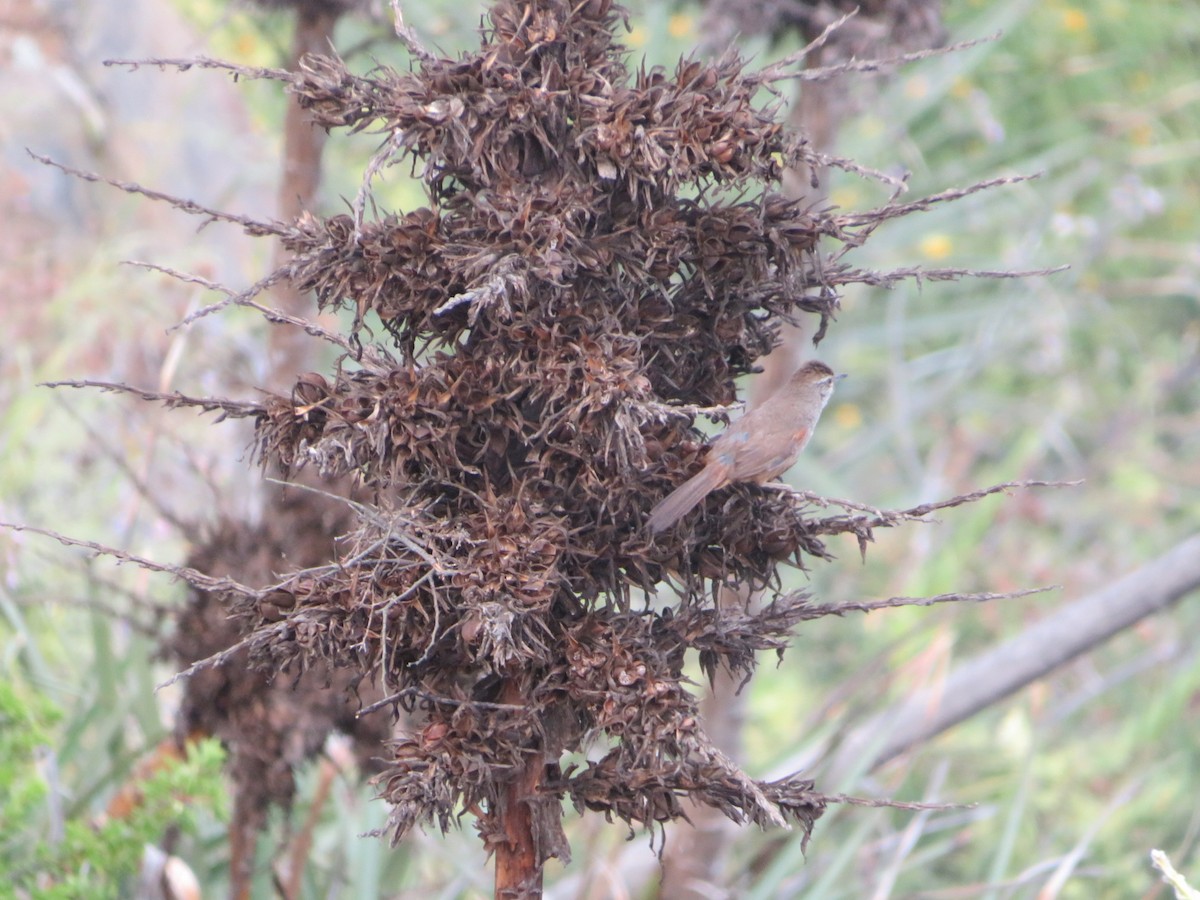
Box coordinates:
[64,0,1043,866]
[253,0,849,848]
[248,0,870,849]
[167,484,391,846]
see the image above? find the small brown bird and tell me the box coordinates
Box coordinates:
[647,361,845,533]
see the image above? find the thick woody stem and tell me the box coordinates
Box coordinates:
[268,6,339,386]
[229,791,261,900]
[493,679,544,900]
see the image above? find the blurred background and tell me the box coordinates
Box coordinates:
[2,0,1198,896]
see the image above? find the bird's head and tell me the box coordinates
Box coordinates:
[791,360,846,400]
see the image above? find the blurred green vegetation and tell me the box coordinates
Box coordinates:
[0,670,225,899]
[2,0,1198,896]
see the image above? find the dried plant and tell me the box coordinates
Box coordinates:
[24,0,1064,894]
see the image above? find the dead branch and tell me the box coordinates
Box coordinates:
[28,151,286,237]
[751,33,1000,87]
[103,55,293,82]
[41,380,264,420]
[0,522,262,598]
[795,586,1055,620]
[821,532,1200,782]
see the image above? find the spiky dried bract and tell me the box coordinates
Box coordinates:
[114,0,1033,858]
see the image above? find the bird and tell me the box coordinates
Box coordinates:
[646,361,845,533]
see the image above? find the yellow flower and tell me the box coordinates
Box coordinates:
[834,403,862,430]
[1129,122,1153,146]
[904,75,929,100]
[668,14,693,39]
[1062,8,1088,33]
[235,33,258,58]
[830,187,862,210]
[919,234,953,260]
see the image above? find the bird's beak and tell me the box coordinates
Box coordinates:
[833,373,848,382]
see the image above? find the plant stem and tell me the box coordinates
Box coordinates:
[493,678,543,899]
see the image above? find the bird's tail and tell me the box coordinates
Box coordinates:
[646,464,728,534]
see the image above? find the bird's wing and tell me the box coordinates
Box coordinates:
[712,418,809,481]
[646,461,730,533]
